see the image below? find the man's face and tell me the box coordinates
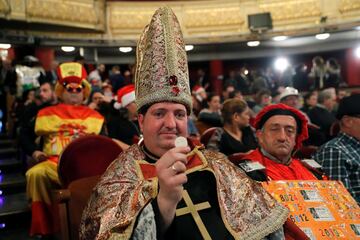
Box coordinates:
[62,83,84,105]
[324,95,337,111]
[99,64,105,73]
[126,102,138,119]
[39,83,54,103]
[256,115,297,162]
[199,90,207,100]
[138,102,188,157]
[343,116,360,141]
[307,95,318,107]
[92,92,104,105]
[261,94,272,105]
[281,95,299,108]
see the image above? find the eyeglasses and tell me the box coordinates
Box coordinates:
[65,84,83,93]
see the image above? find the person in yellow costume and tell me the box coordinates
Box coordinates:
[26,62,104,237]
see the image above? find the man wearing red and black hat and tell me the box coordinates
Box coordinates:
[314,94,360,204]
[240,103,319,181]
[25,62,104,237]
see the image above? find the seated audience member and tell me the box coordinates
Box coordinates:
[228,89,244,100]
[19,82,58,165]
[102,82,114,98]
[192,85,207,108]
[107,84,140,145]
[300,91,318,114]
[314,94,360,204]
[308,88,337,142]
[240,103,320,181]
[198,93,222,126]
[88,63,105,91]
[25,62,104,237]
[252,89,272,114]
[207,98,257,155]
[221,84,235,102]
[337,89,349,101]
[88,89,105,111]
[279,87,300,109]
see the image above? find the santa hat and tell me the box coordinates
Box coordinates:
[192,85,205,95]
[114,84,136,109]
[192,85,206,102]
[254,103,308,150]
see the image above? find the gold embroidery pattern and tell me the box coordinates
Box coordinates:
[134,7,192,112]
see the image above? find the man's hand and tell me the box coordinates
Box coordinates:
[32,150,48,162]
[88,102,98,110]
[155,146,190,229]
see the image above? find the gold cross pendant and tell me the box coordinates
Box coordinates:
[175,190,212,240]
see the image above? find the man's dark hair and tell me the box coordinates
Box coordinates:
[40,81,55,91]
[229,90,242,99]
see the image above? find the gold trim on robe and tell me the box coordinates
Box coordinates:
[80,144,289,240]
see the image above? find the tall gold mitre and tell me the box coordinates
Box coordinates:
[135,7,192,113]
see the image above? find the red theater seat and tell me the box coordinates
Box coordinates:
[200,127,218,146]
[58,135,123,188]
[55,135,122,240]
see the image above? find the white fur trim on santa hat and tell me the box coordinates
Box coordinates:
[120,91,136,108]
[114,101,122,110]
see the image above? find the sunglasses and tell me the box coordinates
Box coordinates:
[65,84,83,93]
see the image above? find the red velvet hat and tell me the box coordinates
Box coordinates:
[254,103,309,149]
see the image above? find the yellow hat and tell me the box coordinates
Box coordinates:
[55,62,91,100]
[135,7,192,113]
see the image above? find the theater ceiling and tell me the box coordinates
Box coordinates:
[0,0,359,46]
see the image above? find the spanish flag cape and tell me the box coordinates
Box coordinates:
[80,143,289,240]
[35,103,104,161]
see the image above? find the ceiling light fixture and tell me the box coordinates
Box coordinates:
[247,41,260,47]
[274,57,289,72]
[185,45,194,51]
[61,46,75,52]
[119,47,132,53]
[355,47,360,58]
[273,36,288,41]
[0,43,11,49]
[315,33,330,40]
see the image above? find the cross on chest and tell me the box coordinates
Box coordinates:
[175,189,212,239]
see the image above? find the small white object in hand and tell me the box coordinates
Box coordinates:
[175,136,188,148]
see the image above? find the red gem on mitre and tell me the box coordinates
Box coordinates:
[172,86,180,96]
[168,75,178,85]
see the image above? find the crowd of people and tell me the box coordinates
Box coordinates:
[0,6,359,240]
